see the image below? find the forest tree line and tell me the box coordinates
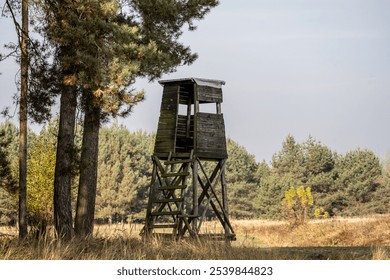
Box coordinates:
[1,119,390,228]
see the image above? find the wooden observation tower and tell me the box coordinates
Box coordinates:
[141,78,235,241]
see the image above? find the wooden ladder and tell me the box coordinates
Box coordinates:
[142,151,196,239]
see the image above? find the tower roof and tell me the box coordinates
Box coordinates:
[158,77,225,88]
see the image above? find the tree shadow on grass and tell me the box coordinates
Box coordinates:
[230,246,390,260]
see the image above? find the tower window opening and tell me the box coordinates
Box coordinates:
[199,103,217,114]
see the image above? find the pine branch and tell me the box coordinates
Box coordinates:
[5,0,22,48]
[3,0,48,65]
[0,48,18,61]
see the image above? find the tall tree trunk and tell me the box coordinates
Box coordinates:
[53,84,77,240]
[18,0,28,240]
[75,93,100,238]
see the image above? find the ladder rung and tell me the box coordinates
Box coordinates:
[161,172,189,178]
[153,198,182,203]
[178,214,199,218]
[197,233,237,241]
[171,152,192,158]
[159,184,187,190]
[151,211,181,216]
[149,224,177,229]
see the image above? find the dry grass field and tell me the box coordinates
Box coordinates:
[1,215,390,260]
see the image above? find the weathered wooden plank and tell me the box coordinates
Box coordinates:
[195,112,227,159]
[156,125,176,132]
[157,119,176,125]
[196,126,225,133]
[197,136,226,144]
[176,128,187,135]
[155,140,175,146]
[177,119,187,126]
[197,148,226,154]
[176,126,187,132]
[197,138,227,146]
[155,136,175,141]
[159,111,176,116]
[197,152,227,158]
[153,197,183,203]
[196,127,224,134]
[196,151,228,159]
[179,85,194,95]
[179,94,190,105]
[163,84,180,92]
[157,122,176,128]
[155,142,174,147]
[197,85,223,103]
[162,93,178,100]
[150,211,181,216]
[177,122,187,128]
[176,132,187,138]
[176,126,187,131]
[158,184,187,190]
[159,114,176,119]
[154,145,174,151]
[197,115,225,131]
[155,146,174,151]
[197,149,227,156]
[160,105,177,112]
[197,129,225,137]
[197,112,224,119]
[197,138,226,145]
[197,146,226,152]
[156,130,175,137]
[155,130,175,137]
[160,87,179,112]
[156,127,175,133]
[155,86,178,155]
[154,148,174,155]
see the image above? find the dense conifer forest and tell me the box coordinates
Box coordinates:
[1,119,389,227]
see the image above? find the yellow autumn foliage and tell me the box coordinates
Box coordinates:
[27,124,57,233]
[281,186,314,227]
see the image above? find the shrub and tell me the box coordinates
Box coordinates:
[281,186,313,227]
[314,207,329,219]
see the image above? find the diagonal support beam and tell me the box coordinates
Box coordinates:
[197,159,235,233]
[181,159,234,236]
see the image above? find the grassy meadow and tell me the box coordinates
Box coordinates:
[1,215,390,260]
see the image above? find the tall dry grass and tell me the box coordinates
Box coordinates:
[232,215,390,247]
[1,215,390,260]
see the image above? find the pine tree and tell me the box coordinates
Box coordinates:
[272,135,305,180]
[302,137,336,194]
[225,139,259,218]
[335,149,382,205]
[4,0,29,239]
[0,126,18,225]
[95,124,154,223]
[34,0,219,237]
[0,128,17,194]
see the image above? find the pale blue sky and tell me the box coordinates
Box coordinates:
[1,0,390,162]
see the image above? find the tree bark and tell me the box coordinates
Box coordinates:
[75,94,100,238]
[53,85,77,240]
[18,0,28,240]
